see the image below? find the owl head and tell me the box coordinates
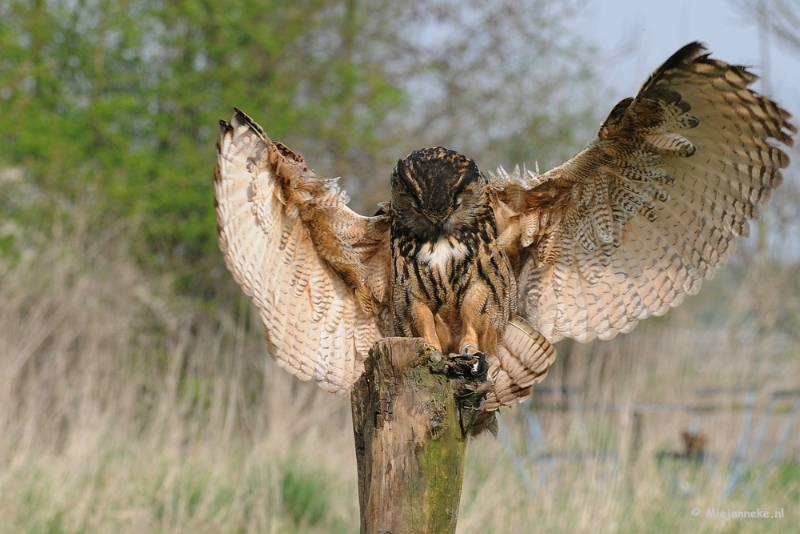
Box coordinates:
[391,147,487,238]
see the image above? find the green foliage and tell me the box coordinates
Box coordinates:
[282,468,331,528]
[0,0,600,301]
[773,462,800,503]
[45,512,86,534]
[0,0,407,291]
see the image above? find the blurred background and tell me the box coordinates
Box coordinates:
[0,0,798,532]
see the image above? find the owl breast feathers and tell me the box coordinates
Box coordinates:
[214,42,794,414]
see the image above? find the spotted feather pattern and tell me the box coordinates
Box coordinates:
[216,112,557,413]
[491,42,795,343]
[215,110,391,394]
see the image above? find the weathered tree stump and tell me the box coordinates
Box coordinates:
[351,337,474,534]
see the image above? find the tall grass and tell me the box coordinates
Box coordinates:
[1,197,798,533]
[0,203,360,533]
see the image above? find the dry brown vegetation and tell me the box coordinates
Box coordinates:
[1,193,799,533]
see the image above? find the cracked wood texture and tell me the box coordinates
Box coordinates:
[351,338,466,534]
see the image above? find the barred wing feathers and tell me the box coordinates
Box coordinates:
[215,110,391,394]
[484,317,557,412]
[493,42,795,343]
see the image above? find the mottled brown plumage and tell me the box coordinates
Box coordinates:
[214,42,794,416]
[390,148,513,358]
[492,42,795,343]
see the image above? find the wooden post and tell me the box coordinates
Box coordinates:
[351,337,470,534]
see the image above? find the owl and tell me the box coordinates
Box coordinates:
[214,42,794,419]
[390,148,515,358]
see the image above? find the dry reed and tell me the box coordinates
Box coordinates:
[1,194,798,533]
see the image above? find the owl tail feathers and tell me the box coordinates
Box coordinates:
[483,316,557,413]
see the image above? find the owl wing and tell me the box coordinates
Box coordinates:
[215,109,392,394]
[492,42,795,343]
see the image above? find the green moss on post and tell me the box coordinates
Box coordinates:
[351,338,468,534]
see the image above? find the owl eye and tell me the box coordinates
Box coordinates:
[410,201,421,212]
[455,196,463,208]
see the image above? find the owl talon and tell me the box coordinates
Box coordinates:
[443,350,487,379]
[460,344,478,357]
[441,352,491,436]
